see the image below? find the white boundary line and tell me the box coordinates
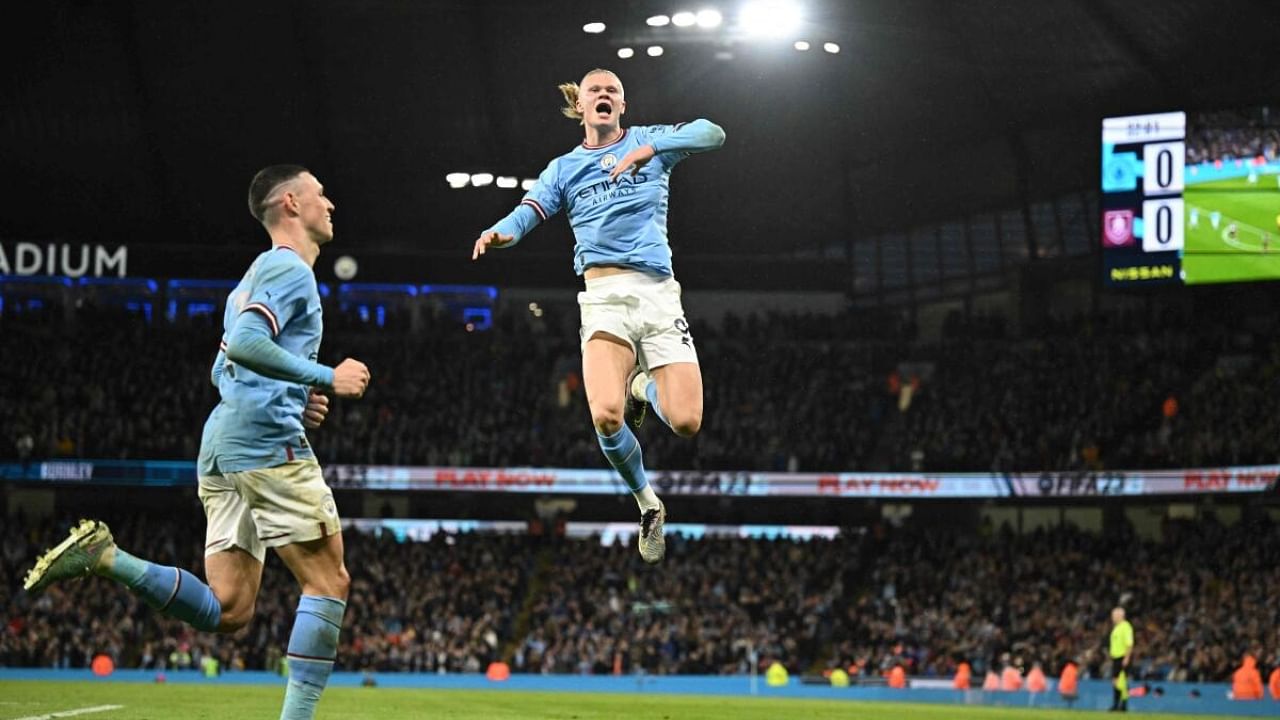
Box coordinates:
[1186,204,1273,252]
[9,705,124,720]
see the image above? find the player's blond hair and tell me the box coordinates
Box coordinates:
[559,69,623,124]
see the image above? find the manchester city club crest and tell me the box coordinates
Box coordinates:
[600,153,617,170]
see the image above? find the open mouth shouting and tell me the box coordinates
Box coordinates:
[593,100,613,119]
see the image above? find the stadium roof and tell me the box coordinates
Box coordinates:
[5,0,1279,290]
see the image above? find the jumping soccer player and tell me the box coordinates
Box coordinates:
[471,68,725,563]
[24,165,371,720]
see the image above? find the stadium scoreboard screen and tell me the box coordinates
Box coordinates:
[1102,107,1280,286]
[1101,112,1185,285]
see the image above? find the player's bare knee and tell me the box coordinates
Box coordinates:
[306,564,351,600]
[592,407,624,435]
[671,413,702,438]
[218,601,256,633]
[332,564,351,600]
[665,402,702,437]
[210,582,253,631]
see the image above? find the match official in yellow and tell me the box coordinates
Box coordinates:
[1109,606,1135,712]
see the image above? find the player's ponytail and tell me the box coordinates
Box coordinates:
[559,82,583,123]
[559,69,622,124]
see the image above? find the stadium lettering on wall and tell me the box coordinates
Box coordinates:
[653,470,752,496]
[1026,472,1129,496]
[32,462,95,482]
[821,477,943,495]
[1183,470,1275,491]
[0,242,128,277]
[5,462,1276,497]
[324,465,560,490]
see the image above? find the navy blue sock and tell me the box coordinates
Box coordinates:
[281,595,346,719]
[597,424,648,493]
[108,549,222,632]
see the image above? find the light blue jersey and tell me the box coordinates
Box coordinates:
[199,246,328,475]
[485,119,725,276]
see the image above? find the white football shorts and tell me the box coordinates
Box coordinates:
[578,270,698,371]
[198,458,340,561]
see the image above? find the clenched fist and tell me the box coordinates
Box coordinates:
[332,358,371,399]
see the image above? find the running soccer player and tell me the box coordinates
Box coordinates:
[24,165,370,720]
[471,68,725,563]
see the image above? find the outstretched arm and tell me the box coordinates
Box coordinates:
[473,160,562,260]
[610,119,725,180]
[650,118,726,155]
[472,205,540,259]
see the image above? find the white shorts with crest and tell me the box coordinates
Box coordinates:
[198,458,340,562]
[577,270,698,370]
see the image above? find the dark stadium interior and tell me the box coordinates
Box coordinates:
[5,1,1280,289]
[3,0,1280,715]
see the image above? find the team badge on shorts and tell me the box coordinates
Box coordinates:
[675,317,692,347]
[600,153,617,170]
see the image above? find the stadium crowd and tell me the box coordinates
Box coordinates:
[3,296,1280,474]
[1185,108,1280,166]
[883,312,1214,472]
[832,514,1280,686]
[512,533,846,675]
[0,512,528,675]
[3,510,1276,684]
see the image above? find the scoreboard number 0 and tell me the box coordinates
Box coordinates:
[1142,198,1184,252]
[1143,141,1185,195]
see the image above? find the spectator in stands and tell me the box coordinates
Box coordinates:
[830,515,1277,688]
[13,429,33,474]
[14,508,1272,681]
[5,296,1280,475]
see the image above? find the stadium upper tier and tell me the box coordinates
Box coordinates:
[2,293,1279,474]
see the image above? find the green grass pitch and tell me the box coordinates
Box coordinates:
[1182,174,1280,284]
[0,682,1244,720]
